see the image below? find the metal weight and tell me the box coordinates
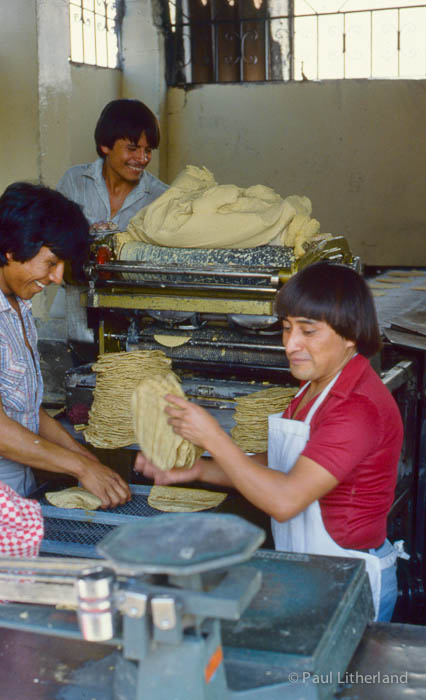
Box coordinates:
[75,566,116,642]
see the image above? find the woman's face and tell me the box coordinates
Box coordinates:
[282,316,356,385]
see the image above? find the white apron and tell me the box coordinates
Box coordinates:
[268,375,392,620]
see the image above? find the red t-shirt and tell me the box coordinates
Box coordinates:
[282,354,403,549]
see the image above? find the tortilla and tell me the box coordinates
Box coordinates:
[387,270,424,277]
[131,373,203,471]
[375,276,410,284]
[368,282,401,288]
[154,334,190,348]
[148,485,226,512]
[45,487,102,510]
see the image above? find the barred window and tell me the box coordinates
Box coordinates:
[164,0,426,84]
[69,0,123,68]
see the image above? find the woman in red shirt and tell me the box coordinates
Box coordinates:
[135,262,403,621]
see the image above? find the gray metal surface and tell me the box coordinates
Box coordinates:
[0,620,425,700]
[390,307,426,337]
[98,513,265,575]
[336,622,426,699]
[222,550,372,658]
[369,270,426,332]
[221,550,373,699]
[384,328,426,352]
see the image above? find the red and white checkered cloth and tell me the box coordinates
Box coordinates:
[0,481,44,558]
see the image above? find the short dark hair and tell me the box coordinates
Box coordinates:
[0,182,90,274]
[274,262,382,357]
[94,99,161,157]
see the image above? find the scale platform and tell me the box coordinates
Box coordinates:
[222,549,373,698]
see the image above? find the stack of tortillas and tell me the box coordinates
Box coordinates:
[232,386,298,453]
[84,350,172,448]
[131,372,203,471]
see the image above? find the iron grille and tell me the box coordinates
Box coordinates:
[164,1,426,84]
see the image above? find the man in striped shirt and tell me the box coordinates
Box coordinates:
[0,182,130,508]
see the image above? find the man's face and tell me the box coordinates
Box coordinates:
[282,316,355,384]
[0,246,65,300]
[101,132,152,185]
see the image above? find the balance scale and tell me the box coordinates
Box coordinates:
[0,513,373,699]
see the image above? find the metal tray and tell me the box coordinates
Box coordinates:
[38,484,226,558]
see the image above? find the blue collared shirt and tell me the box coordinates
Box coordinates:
[57,158,169,230]
[0,291,43,495]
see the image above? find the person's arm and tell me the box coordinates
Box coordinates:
[38,407,99,462]
[134,452,239,488]
[0,398,130,508]
[136,394,336,521]
[163,394,338,521]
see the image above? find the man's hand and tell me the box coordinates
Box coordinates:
[79,460,131,509]
[164,394,223,452]
[134,452,202,485]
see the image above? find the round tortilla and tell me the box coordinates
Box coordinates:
[154,334,190,348]
[148,485,226,512]
[131,373,203,471]
[45,487,102,510]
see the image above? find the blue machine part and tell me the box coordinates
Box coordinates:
[39,485,226,558]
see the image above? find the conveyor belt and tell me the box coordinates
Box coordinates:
[119,242,296,269]
[38,484,228,558]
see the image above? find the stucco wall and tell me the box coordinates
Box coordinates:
[121,0,168,181]
[69,65,122,166]
[166,81,426,266]
[0,0,39,192]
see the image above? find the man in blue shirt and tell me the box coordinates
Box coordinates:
[57,99,168,231]
[0,182,131,507]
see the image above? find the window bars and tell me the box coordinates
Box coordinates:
[69,0,123,68]
[164,1,426,84]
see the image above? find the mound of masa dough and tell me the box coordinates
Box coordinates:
[131,372,203,471]
[117,165,324,257]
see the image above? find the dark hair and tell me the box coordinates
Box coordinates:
[274,262,382,357]
[0,182,90,274]
[94,99,161,157]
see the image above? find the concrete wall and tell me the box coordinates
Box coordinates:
[69,65,122,166]
[166,81,426,266]
[121,0,168,180]
[0,0,39,192]
[0,1,123,188]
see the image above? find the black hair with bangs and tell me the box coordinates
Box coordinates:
[274,262,382,357]
[0,182,89,277]
[95,99,160,157]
